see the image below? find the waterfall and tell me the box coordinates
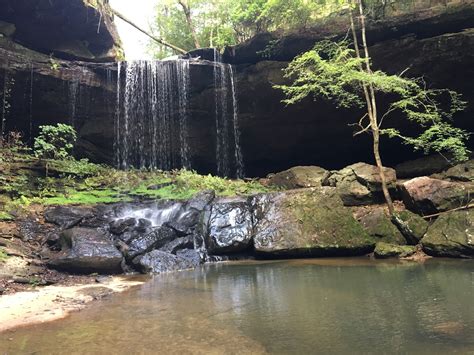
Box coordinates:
[115,60,191,170]
[213,50,245,178]
[28,64,34,142]
[1,69,14,137]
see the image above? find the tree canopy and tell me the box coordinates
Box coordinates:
[148,0,329,58]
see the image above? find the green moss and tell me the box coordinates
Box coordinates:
[374,242,416,258]
[0,211,14,221]
[283,189,374,248]
[397,210,429,241]
[0,248,8,262]
[1,151,273,207]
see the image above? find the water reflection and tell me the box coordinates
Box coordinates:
[1,259,473,354]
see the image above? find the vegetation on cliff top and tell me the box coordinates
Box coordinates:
[0,127,272,219]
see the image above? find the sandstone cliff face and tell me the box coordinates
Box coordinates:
[1,1,473,177]
[0,0,122,62]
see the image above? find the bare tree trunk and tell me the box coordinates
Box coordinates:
[349,0,395,216]
[178,0,201,49]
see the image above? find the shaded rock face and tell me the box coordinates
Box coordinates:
[323,163,397,206]
[43,188,383,273]
[252,189,374,256]
[358,209,406,245]
[400,177,472,214]
[2,3,474,177]
[421,210,473,258]
[395,155,454,179]
[268,166,329,189]
[0,0,121,62]
[48,227,123,273]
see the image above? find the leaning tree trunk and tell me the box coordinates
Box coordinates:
[349,0,395,216]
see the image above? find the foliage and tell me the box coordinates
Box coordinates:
[34,124,77,160]
[276,40,470,162]
[149,0,326,58]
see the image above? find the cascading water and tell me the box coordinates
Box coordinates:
[115,60,191,170]
[114,55,244,178]
[213,50,245,178]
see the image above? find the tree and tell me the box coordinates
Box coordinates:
[277,0,469,242]
[149,0,323,59]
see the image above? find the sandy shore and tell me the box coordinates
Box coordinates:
[0,276,145,332]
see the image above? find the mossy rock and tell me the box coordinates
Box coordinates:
[396,210,429,242]
[374,242,416,259]
[253,188,375,256]
[359,208,406,245]
[421,210,473,258]
[268,166,329,189]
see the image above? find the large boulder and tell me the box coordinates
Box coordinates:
[204,198,253,254]
[48,228,122,273]
[421,210,473,258]
[132,250,198,274]
[358,208,406,245]
[268,166,329,189]
[126,226,177,259]
[252,188,374,256]
[323,163,397,206]
[395,155,453,179]
[441,160,474,182]
[44,206,94,229]
[400,177,472,215]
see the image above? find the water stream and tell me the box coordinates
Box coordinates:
[2,259,473,354]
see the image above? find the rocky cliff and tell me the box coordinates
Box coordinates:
[1,1,473,177]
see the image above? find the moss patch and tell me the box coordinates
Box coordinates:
[374,242,416,259]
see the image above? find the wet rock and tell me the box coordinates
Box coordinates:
[109,218,137,235]
[159,235,194,254]
[132,250,196,273]
[400,177,472,214]
[395,155,453,179]
[421,210,473,258]
[127,226,177,259]
[374,242,416,258]
[252,188,374,256]
[44,206,94,229]
[176,249,202,266]
[165,190,216,235]
[358,209,406,245]
[268,166,329,189]
[323,163,397,206]
[48,228,122,273]
[205,198,253,254]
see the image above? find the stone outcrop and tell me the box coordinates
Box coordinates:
[0,0,122,62]
[267,166,329,189]
[421,210,473,258]
[252,189,374,256]
[323,163,397,206]
[48,227,123,273]
[400,177,472,214]
[358,209,406,245]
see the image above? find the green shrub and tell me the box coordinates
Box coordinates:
[34,124,77,160]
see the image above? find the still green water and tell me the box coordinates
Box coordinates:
[1,258,473,354]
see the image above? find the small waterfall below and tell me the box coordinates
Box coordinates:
[213,50,245,178]
[115,60,191,170]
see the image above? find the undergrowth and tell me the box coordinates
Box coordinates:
[0,148,273,211]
